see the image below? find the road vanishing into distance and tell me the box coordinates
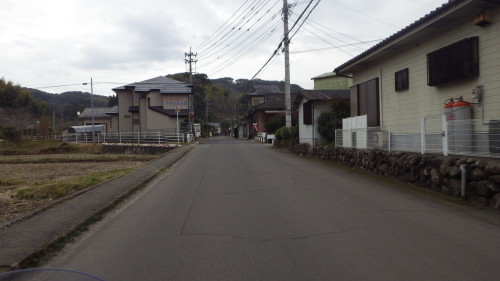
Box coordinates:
[45,136,500,281]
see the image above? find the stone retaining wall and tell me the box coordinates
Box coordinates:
[102,144,177,155]
[283,143,500,210]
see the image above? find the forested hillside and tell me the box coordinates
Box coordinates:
[28,88,111,122]
[0,78,48,140]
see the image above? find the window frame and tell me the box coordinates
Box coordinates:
[427,37,479,86]
[303,101,313,125]
[395,68,409,92]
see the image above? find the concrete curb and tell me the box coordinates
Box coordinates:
[0,144,194,271]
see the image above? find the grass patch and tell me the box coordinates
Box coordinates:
[0,140,104,155]
[0,155,157,164]
[0,179,24,186]
[15,168,134,200]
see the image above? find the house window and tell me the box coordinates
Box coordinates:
[395,68,409,91]
[427,37,479,86]
[350,78,380,127]
[252,97,265,106]
[303,101,312,125]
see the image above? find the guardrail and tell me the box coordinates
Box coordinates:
[62,132,185,144]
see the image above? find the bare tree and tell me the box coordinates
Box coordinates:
[0,107,36,137]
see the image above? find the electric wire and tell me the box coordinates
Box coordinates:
[195,0,252,51]
[305,17,379,49]
[288,39,383,54]
[247,0,317,82]
[198,6,284,76]
[199,9,282,68]
[331,0,401,29]
[290,11,368,53]
[289,0,322,41]
[199,0,277,59]
[199,0,281,62]
[198,0,268,56]
[207,20,282,76]
[196,0,259,53]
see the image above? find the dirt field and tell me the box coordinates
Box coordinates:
[0,154,150,225]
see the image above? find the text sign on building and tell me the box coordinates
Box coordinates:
[164,96,188,110]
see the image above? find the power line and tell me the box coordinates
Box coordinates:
[200,0,277,59]
[199,10,282,72]
[289,0,322,41]
[287,39,383,54]
[298,24,356,57]
[198,0,268,56]
[28,83,85,89]
[304,17,379,49]
[199,1,282,62]
[27,81,128,89]
[248,0,318,82]
[195,0,252,51]
[331,0,401,29]
[207,20,282,76]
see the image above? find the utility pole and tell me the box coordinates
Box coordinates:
[185,47,198,134]
[283,0,292,127]
[82,78,95,143]
[184,47,197,84]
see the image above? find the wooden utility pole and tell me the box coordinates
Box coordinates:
[283,0,292,127]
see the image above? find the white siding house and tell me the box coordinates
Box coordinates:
[334,0,500,156]
[294,90,349,146]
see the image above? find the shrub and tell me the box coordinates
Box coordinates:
[275,126,298,145]
[265,116,285,134]
[317,98,350,142]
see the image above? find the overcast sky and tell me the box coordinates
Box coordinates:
[0,0,449,96]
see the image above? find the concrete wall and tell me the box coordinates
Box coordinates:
[117,90,133,132]
[147,109,178,133]
[350,7,500,131]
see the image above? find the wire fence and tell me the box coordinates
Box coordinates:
[335,116,500,158]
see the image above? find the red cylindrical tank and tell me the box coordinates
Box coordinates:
[444,96,473,154]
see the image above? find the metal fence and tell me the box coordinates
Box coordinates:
[335,116,500,158]
[62,132,186,144]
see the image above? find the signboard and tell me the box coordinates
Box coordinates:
[164,96,188,110]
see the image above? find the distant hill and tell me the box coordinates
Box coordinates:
[28,88,111,121]
[211,77,303,95]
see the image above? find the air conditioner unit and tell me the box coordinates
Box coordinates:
[373,131,388,147]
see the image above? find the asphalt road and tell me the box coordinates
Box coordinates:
[44,136,500,281]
